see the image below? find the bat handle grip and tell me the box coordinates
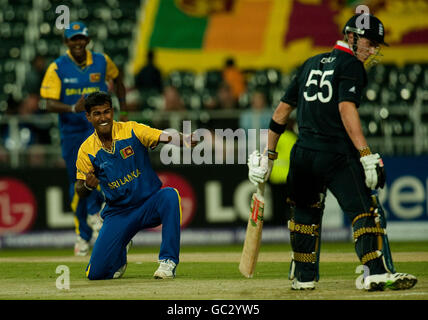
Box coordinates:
[257,183,265,197]
[257,148,268,197]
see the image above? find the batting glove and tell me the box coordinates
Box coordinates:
[360,153,386,190]
[248,150,273,186]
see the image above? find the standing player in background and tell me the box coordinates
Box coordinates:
[75,91,197,280]
[248,13,417,291]
[222,57,246,101]
[40,22,128,256]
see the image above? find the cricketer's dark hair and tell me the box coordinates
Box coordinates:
[84,91,112,113]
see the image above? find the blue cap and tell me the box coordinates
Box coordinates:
[64,22,89,39]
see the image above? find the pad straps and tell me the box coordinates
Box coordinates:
[288,220,320,237]
[288,220,320,264]
[292,252,317,263]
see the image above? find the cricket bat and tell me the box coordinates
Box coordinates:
[371,190,396,273]
[239,183,265,278]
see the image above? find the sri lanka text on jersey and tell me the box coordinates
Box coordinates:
[108,169,142,190]
[65,87,100,96]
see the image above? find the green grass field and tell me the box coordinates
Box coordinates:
[0,241,427,300]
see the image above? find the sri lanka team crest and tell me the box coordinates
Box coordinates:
[120,146,134,159]
[89,73,101,82]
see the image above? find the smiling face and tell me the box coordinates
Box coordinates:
[65,35,90,63]
[86,103,114,138]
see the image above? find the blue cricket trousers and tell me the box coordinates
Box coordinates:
[86,187,182,280]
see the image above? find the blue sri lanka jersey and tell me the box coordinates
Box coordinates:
[40,50,119,137]
[76,121,163,215]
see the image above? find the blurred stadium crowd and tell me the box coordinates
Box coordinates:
[1,0,428,169]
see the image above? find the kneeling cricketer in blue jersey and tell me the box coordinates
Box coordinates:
[75,91,196,280]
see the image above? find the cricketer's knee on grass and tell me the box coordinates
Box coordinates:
[86,262,109,280]
[86,249,127,280]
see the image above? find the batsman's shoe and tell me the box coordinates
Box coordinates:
[74,236,89,256]
[364,272,417,291]
[291,279,315,290]
[113,263,127,279]
[153,259,177,279]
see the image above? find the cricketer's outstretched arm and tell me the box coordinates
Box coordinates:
[158,131,198,148]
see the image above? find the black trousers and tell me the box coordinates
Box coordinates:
[286,144,387,281]
[287,144,372,213]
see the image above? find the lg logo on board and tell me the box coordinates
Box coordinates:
[0,178,37,235]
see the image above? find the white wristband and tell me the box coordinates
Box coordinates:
[71,104,76,113]
[83,181,94,191]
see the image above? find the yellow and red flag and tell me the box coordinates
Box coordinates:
[130,0,428,75]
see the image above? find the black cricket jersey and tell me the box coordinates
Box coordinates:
[281,41,367,155]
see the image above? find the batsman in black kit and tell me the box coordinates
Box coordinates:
[248,13,417,291]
